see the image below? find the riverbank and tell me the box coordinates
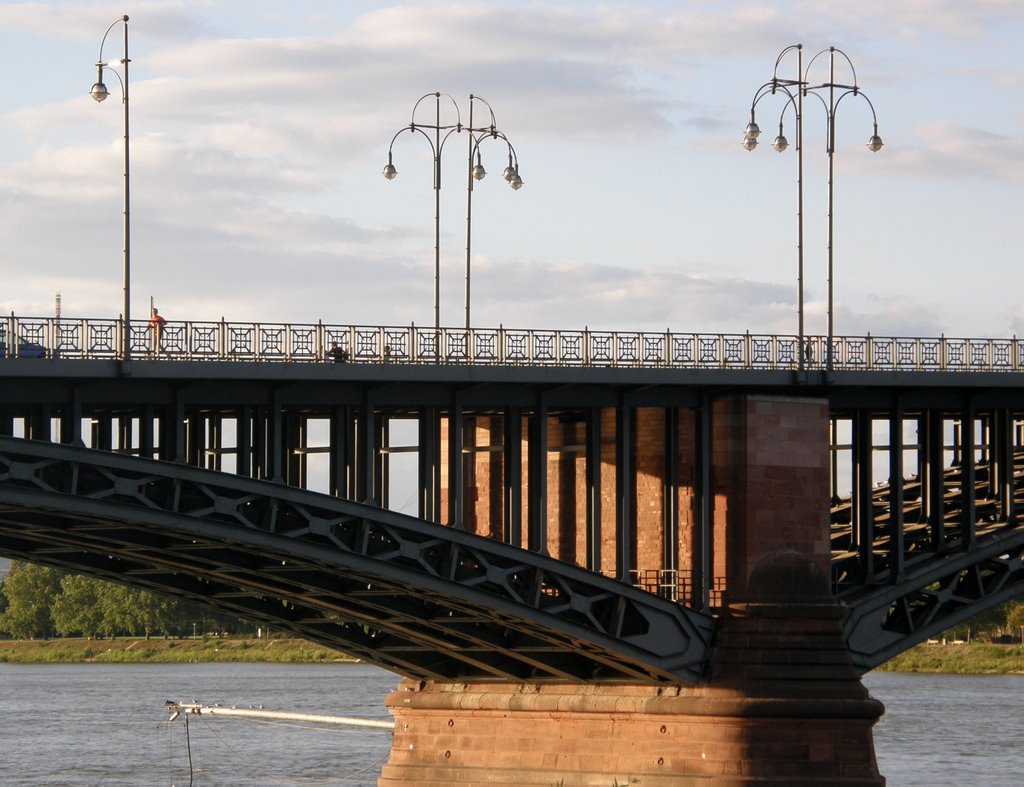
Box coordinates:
[3,636,1024,671]
[0,636,354,664]
[873,641,1024,674]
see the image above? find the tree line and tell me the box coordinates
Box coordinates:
[0,562,249,640]
[4,559,1024,643]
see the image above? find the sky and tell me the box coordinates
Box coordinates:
[0,0,1021,340]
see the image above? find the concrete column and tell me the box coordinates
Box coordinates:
[380,395,885,785]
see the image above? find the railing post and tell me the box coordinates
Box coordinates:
[2,312,10,360]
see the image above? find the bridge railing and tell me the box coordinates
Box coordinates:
[3,315,1024,371]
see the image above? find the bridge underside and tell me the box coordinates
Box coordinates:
[0,437,712,684]
[3,361,1024,675]
[828,404,1024,669]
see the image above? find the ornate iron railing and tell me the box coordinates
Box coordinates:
[3,314,1024,371]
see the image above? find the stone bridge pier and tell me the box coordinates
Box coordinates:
[378,395,885,785]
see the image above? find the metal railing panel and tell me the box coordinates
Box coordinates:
[4,315,1024,373]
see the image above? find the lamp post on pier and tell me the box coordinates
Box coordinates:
[89,14,132,363]
[383,92,522,333]
[744,45,883,371]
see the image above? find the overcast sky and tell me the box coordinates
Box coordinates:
[0,0,1021,339]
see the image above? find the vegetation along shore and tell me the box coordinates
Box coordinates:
[0,636,353,664]
[4,560,1024,671]
[1,636,1023,672]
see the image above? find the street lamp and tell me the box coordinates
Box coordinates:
[90,14,131,364]
[464,94,522,330]
[744,45,882,371]
[384,92,522,333]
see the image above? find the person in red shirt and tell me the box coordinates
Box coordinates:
[148,307,167,357]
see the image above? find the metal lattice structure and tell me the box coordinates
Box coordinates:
[836,443,1024,672]
[843,530,1024,671]
[0,437,713,684]
[6,314,1024,370]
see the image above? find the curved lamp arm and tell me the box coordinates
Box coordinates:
[805,46,859,89]
[410,90,462,129]
[744,82,800,151]
[772,43,803,83]
[832,89,884,152]
[90,15,129,103]
[469,129,523,190]
[467,94,498,132]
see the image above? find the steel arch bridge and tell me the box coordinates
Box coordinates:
[6,435,1024,680]
[0,437,712,684]
[5,428,1024,679]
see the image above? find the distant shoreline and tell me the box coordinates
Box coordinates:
[870,641,1024,674]
[0,636,356,664]
[2,636,1023,672]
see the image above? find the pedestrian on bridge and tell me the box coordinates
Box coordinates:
[329,342,349,363]
[148,307,167,358]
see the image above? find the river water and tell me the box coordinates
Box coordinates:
[0,663,1020,785]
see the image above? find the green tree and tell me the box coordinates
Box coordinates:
[101,584,170,638]
[0,562,64,639]
[1004,602,1024,638]
[52,574,105,638]
[1,561,296,640]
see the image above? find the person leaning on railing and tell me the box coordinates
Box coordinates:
[148,307,167,357]
[329,341,350,363]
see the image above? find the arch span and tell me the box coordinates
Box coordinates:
[0,437,713,684]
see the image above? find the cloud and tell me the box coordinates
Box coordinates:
[0,2,205,43]
[877,122,1024,182]
[0,0,1020,345]
[797,0,1024,39]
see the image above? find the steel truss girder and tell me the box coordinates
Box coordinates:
[843,528,1024,672]
[0,437,713,684]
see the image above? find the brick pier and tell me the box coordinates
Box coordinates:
[378,395,885,785]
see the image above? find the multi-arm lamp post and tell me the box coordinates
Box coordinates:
[464,94,523,331]
[383,92,522,333]
[90,14,132,363]
[744,45,883,371]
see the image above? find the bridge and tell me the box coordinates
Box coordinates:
[4,314,1024,784]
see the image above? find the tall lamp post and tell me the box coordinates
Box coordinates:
[464,94,522,331]
[90,14,131,363]
[383,92,522,333]
[744,45,882,371]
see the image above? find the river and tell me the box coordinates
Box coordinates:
[0,663,1019,785]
